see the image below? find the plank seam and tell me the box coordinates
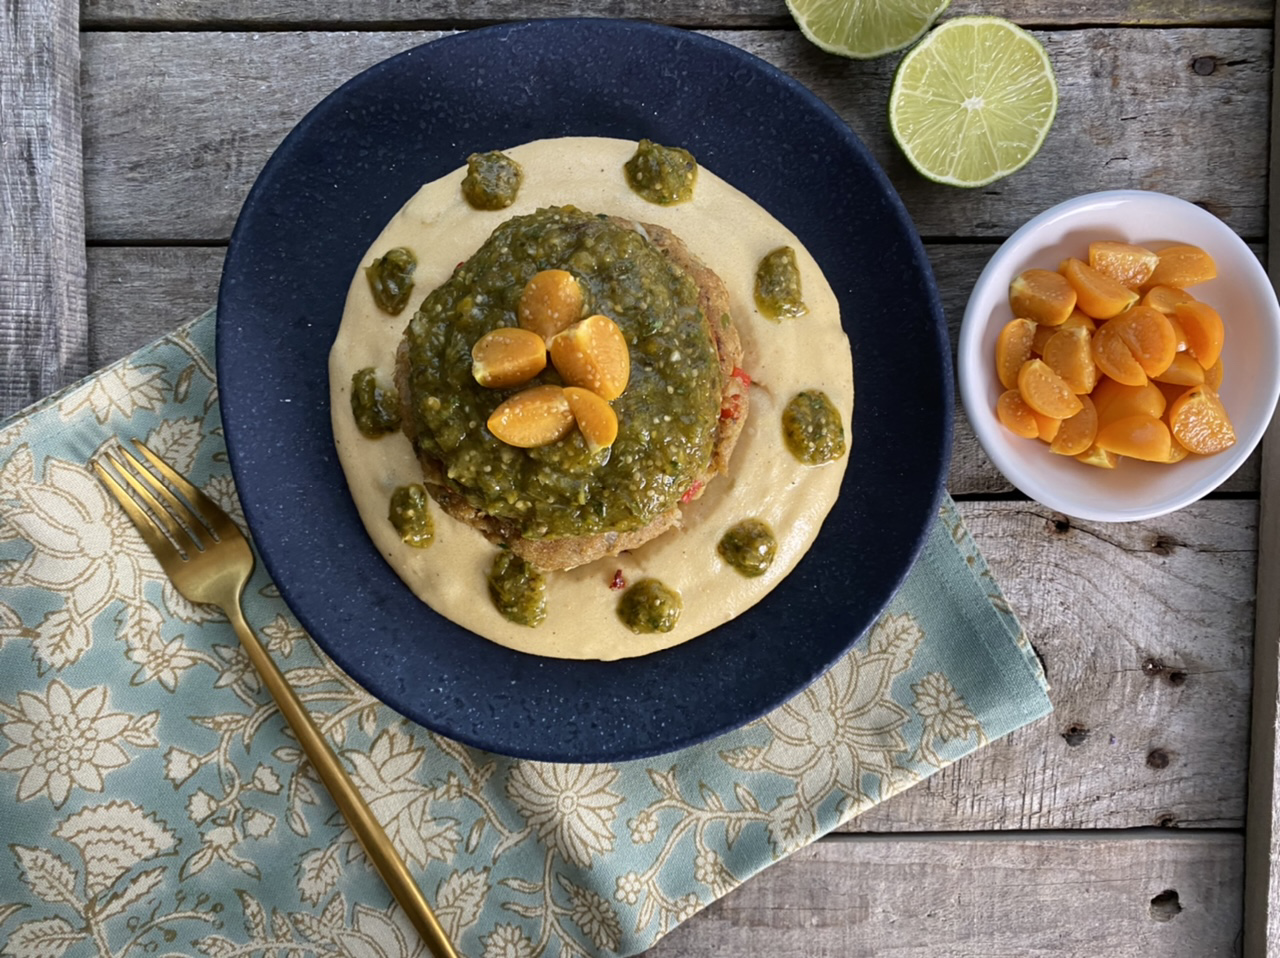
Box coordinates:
[817,827,1243,845]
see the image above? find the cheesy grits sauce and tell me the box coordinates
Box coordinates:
[329,136,853,660]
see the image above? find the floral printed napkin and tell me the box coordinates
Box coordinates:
[0,311,1050,958]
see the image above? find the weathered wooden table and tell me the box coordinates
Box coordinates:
[5,1,1279,954]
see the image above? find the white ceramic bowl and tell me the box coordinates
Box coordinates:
[959,190,1280,522]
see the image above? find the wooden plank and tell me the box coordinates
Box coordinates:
[79,0,1273,29]
[84,245,1263,494]
[1245,419,1280,957]
[80,28,1273,243]
[1241,21,1280,955]
[643,832,1245,957]
[86,246,223,367]
[81,31,448,243]
[0,0,88,418]
[845,499,1254,832]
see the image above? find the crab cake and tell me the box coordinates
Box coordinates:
[396,206,746,571]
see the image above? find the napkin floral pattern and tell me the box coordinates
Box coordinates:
[0,313,1050,958]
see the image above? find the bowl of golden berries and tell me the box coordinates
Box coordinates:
[959,190,1280,522]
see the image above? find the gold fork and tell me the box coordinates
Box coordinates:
[93,440,458,958]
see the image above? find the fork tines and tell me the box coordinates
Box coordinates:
[92,440,222,559]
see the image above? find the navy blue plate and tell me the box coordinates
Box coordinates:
[217,19,951,762]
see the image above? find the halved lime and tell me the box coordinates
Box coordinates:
[786,0,951,59]
[888,16,1058,187]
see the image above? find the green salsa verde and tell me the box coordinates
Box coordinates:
[350,367,401,438]
[461,151,523,210]
[403,206,723,541]
[488,551,547,627]
[623,139,697,206]
[782,389,847,465]
[717,518,777,578]
[388,484,434,548]
[754,246,807,320]
[617,578,683,634]
[365,247,417,314]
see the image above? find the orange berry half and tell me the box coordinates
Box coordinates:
[1076,444,1119,469]
[1095,414,1172,462]
[996,318,1037,390]
[1109,305,1177,378]
[549,314,631,401]
[1088,241,1158,289]
[1204,357,1224,390]
[1091,322,1147,386]
[487,384,575,448]
[996,389,1040,439]
[1172,301,1224,370]
[1033,410,1061,442]
[1141,285,1196,316]
[1061,257,1139,319]
[471,327,547,389]
[1167,385,1236,455]
[1049,395,1098,456]
[564,386,619,452]
[1144,244,1217,291]
[1093,377,1166,429]
[1017,358,1083,419]
[1153,352,1206,387]
[1032,309,1095,355]
[1164,438,1191,464]
[1009,269,1077,327]
[519,269,586,341]
[1042,324,1098,394]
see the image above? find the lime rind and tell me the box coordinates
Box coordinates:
[888,16,1058,188]
[786,0,952,60]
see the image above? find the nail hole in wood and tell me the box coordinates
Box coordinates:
[1146,748,1171,769]
[1155,813,1176,827]
[1061,724,1089,747]
[1149,889,1182,921]
[1050,515,1071,534]
[1191,56,1217,75]
[1150,534,1179,556]
[1142,658,1187,686]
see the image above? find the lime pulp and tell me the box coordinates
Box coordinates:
[888,16,1058,187]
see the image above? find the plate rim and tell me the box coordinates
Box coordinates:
[216,17,953,762]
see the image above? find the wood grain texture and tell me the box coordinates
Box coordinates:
[86,247,223,366]
[80,28,1272,243]
[0,0,88,418]
[84,245,1263,494]
[643,832,1245,957]
[79,0,1274,28]
[1245,422,1280,956]
[1242,33,1280,954]
[846,500,1255,832]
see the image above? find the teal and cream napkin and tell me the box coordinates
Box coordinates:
[0,311,1050,958]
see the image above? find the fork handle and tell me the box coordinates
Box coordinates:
[224,600,459,958]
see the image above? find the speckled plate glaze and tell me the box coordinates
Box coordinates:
[217,18,951,762]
